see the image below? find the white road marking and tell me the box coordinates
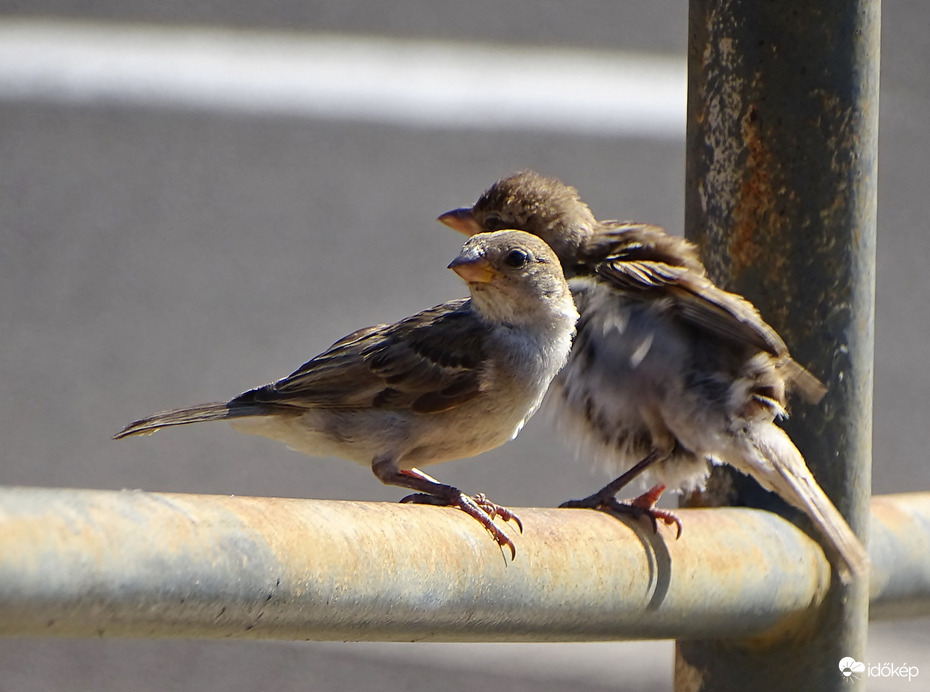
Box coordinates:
[0,19,686,139]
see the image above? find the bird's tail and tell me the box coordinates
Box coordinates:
[781,358,828,404]
[112,402,273,439]
[744,424,869,584]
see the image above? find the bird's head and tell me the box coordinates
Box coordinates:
[448,229,578,330]
[439,170,597,266]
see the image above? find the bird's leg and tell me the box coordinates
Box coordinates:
[371,458,519,559]
[560,450,660,507]
[396,470,521,530]
[559,450,682,537]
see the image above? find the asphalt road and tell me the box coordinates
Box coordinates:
[1,2,928,691]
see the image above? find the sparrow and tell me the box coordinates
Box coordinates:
[114,229,579,559]
[439,170,868,581]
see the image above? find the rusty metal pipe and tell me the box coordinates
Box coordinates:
[681,0,880,688]
[869,493,930,620]
[0,487,926,642]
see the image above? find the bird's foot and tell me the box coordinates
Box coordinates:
[472,492,523,533]
[401,490,518,559]
[627,485,682,538]
[560,483,682,539]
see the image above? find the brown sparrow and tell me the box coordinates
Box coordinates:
[439,171,867,581]
[115,229,579,558]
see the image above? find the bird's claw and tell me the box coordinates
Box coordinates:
[560,484,682,539]
[473,492,523,533]
[607,498,683,539]
[559,494,605,510]
[400,490,518,559]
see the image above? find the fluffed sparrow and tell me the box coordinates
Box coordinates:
[439,171,867,581]
[115,229,579,558]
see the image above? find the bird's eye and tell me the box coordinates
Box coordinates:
[484,214,506,232]
[505,249,530,267]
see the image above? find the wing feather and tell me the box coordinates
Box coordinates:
[231,298,489,412]
[584,223,825,402]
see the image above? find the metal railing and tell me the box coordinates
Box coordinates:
[0,487,927,642]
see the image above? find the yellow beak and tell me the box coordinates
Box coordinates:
[438,208,484,236]
[448,252,496,283]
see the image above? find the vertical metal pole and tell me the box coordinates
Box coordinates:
[678,1,879,690]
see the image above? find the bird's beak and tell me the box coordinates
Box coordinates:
[438,208,483,236]
[448,250,496,283]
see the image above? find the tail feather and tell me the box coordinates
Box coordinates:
[782,359,828,404]
[113,402,271,439]
[746,425,869,584]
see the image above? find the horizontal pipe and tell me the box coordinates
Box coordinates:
[0,486,926,641]
[869,493,930,619]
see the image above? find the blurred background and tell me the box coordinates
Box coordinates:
[1,3,927,690]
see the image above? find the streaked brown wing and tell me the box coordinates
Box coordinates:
[232,298,488,413]
[585,224,825,402]
[582,222,707,275]
[586,224,786,356]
